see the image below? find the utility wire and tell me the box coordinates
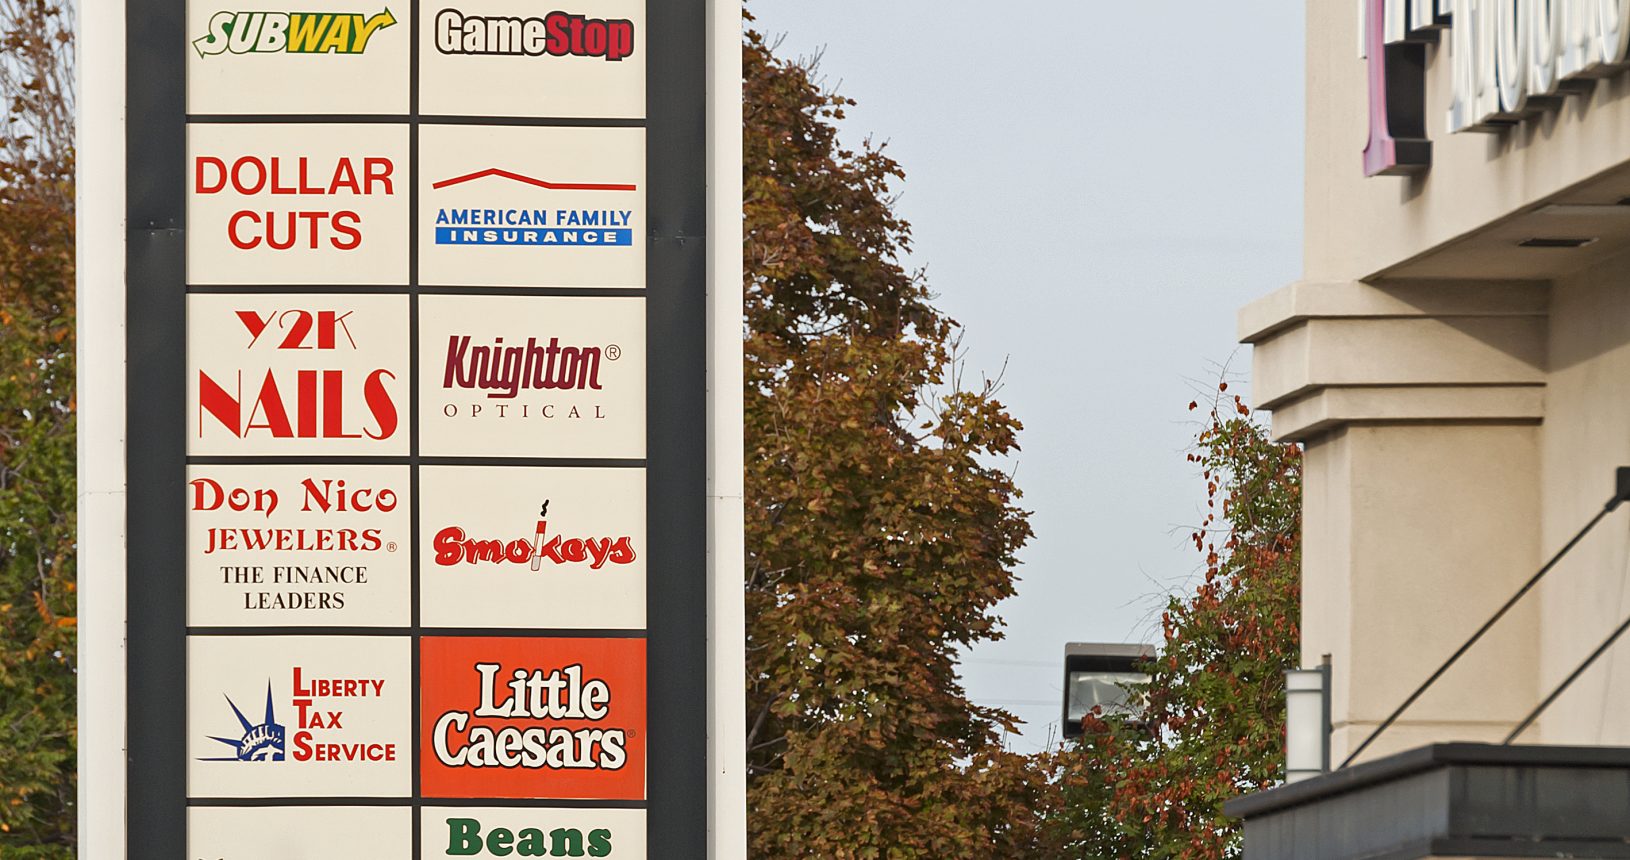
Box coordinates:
[1341,489,1627,768]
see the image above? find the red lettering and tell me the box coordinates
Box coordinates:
[331,211,362,250]
[363,369,398,440]
[195,156,227,193]
[362,158,393,194]
[228,210,261,249]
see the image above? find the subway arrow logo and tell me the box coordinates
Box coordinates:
[193,8,397,57]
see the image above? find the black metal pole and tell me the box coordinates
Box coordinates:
[1505,612,1630,744]
[1341,487,1627,768]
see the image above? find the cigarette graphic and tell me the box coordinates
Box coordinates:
[532,500,550,571]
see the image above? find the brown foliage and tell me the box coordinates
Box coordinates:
[1042,389,1301,860]
[742,17,1055,858]
[0,0,76,855]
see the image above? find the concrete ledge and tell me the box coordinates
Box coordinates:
[1252,315,1547,409]
[1267,385,1545,442]
[1240,280,1549,343]
[1225,743,1630,860]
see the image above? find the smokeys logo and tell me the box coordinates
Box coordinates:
[431,168,636,248]
[433,10,633,60]
[421,637,646,799]
[434,500,636,571]
[193,8,397,57]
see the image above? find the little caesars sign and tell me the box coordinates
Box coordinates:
[1364,0,1630,176]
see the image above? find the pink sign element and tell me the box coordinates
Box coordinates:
[1363,0,1432,177]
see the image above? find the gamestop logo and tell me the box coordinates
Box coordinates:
[434,9,633,60]
[421,637,646,799]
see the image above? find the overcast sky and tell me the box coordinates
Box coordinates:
[748,1,1306,751]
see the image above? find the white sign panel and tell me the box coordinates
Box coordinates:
[418,0,645,119]
[418,294,646,458]
[187,635,413,798]
[188,123,410,285]
[419,465,646,630]
[187,465,412,627]
[187,293,410,457]
[186,1,411,114]
[422,806,647,858]
[190,807,413,858]
[419,124,646,288]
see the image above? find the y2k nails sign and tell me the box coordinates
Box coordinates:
[189,294,410,456]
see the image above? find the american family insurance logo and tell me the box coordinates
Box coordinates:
[202,669,398,765]
[193,8,397,56]
[433,10,634,60]
[432,168,636,248]
[433,500,637,571]
[421,637,646,799]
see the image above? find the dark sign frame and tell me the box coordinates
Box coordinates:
[126,0,709,854]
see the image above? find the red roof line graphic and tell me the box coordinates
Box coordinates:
[431,168,638,192]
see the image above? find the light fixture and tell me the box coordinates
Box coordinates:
[1061,643,1154,739]
[1284,661,1331,783]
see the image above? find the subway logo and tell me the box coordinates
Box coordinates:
[193,8,397,56]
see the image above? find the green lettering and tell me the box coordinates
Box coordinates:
[446,818,483,856]
[551,827,585,857]
[587,828,612,857]
[515,827,549,857]
[487,826,515,857]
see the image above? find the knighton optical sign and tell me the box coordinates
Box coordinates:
[75,0,746,857]
[1363,0,1630,176]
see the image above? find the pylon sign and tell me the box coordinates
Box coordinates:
[105,0,739,855]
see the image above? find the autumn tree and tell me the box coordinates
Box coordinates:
[742,18,1058,858]
[1044,387,1301,860]
[0,0,77,855]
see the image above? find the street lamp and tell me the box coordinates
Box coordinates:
[1283,661,1331,783]
[1061,642,1155,739]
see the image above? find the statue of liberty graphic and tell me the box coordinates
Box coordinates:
[200,682,285,762]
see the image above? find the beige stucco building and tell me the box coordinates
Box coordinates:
[1244,1,1630,772]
